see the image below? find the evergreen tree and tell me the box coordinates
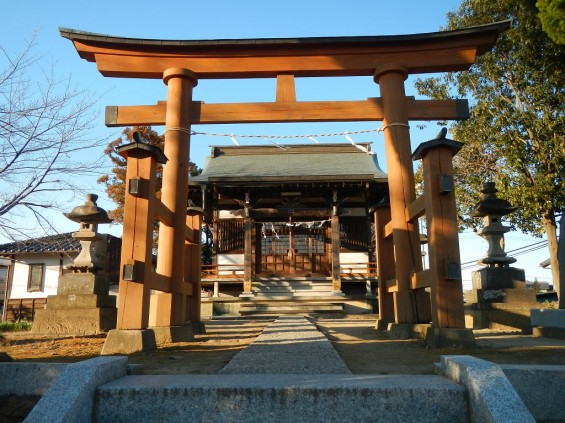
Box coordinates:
[415,0,565,305]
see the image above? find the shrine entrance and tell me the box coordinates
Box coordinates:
[60,20,510,351]
[257,221,329,276]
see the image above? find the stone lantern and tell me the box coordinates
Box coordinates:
[64,194,112,273]
[31,194,117,335]
[472,182,518,267]
[465,182,539,332]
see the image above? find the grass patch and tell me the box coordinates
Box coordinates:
[0,321,32,332]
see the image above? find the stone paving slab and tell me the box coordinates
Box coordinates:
[95,374,467,423]
[219,315,351,374]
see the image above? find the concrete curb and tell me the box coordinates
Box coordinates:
[24,356,127,423]
[501,364,565,421]
[0,363,68,396]
[438,355,535,423]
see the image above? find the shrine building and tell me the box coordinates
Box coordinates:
[191,142,388,312]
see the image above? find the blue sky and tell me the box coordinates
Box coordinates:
[1,0,552,286]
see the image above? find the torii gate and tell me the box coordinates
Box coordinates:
[61,21,510,352]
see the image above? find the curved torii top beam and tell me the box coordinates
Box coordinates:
[59,20,511,79]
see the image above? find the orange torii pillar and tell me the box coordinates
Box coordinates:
[374,65,429,324]
[412,135,475,348]
[153,68,198,328]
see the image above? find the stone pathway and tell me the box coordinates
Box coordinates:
[219,316,351,374]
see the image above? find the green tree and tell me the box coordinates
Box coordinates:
[415,0,565,305]
[537,0,565,43]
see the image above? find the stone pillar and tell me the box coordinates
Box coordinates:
[373,203,395,330]
[374,65,423,323]
[155,68,198,326]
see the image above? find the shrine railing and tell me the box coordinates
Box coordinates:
[340,262,377,277]
[201,263,244,279]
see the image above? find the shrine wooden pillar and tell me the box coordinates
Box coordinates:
[154,68,198,326]
[373,203,396,330]
[374,65,425,323]
[330,190,343,295]
[241,216,254,297]
[241,191,254,297]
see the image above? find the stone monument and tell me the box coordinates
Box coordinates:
[32,194,118,335]
[465,182,539,332]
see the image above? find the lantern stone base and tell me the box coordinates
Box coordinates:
[101,329,157,355]
[31,272,117,336]
[32,307,117,335]
[465,266,540,333]
[471,266,526,290]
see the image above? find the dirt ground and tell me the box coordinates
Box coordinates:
[3,315,565,375]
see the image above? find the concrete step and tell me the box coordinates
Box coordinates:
[94,374,467,423]
[239,303,344,314]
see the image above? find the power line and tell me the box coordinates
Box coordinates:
[460,239,548,269]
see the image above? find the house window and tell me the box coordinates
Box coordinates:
[27,264,44,292]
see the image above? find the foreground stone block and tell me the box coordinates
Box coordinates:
[101,329,157,355]
[439,355,534,423]
[25,356,127,423]
[0,363,67,396]
[95,374,467,423]
[501,364,565,422]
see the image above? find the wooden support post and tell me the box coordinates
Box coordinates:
[414,138,466,328]
[185,210,203,324]
[154,68,198,327]
[276,75,296,102]
[115,144,165,330]
[331,214,343,295]
[241,216,254,297]
[374,65,424,323]
[373,205,395,328]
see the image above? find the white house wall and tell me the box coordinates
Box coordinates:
[9,253,75,300]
